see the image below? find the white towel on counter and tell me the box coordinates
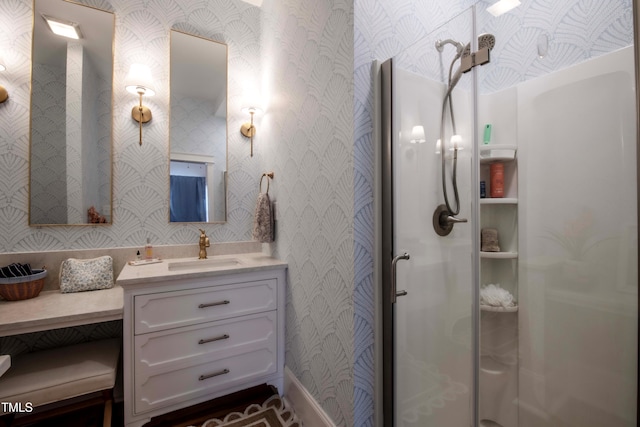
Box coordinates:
[480,284,515,308]
[252,192,274,243]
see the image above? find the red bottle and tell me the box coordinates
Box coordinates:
[490,163,504,198]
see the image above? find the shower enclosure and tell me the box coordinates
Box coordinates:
[380,3,637,426]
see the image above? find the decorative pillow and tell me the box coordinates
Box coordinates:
[59,256,114,293]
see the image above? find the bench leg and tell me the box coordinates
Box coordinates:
[102,389,113,427]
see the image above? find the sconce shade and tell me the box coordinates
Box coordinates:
[450,134,464,151]
[241,106,262,115]
[125,64,156,96]
[410,125,426,143]
[126,64,155,145]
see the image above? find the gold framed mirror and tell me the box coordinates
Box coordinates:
[169,29,228,223]
[29,0,114,226]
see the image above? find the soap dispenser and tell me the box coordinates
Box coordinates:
[144,238,153,260]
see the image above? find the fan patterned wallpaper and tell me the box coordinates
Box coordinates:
[259,0,355,424]
[0,0,357,425]
[0,0,263,252]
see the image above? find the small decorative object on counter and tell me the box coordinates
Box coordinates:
[145,238,153,260]
[481,228,500,252]
[490,162,504,198]
[0,263,47,301]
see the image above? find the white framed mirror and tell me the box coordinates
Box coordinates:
[29,0,114,226]
[169,30,228,223]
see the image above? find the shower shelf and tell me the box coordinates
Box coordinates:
[480,355,510,375]
[480,198,518,205]
[479,144,517,163]
[480,304,518,313]
[480,251,518,259]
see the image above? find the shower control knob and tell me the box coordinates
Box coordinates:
[445,215,467,224]
[433,204,467,236]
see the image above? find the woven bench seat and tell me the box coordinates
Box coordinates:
[0,339,120,426]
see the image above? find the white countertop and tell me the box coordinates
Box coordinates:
[116,252,287,286]
[0,286,123,337]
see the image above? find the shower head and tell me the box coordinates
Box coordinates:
[478,33,496,51]
[435,39,464,56]
[462,33,496,57]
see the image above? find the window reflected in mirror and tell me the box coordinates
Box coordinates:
[169,30,228,223]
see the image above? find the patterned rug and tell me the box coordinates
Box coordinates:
[192,395,301,427]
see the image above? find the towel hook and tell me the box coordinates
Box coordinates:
[260,172,274,194]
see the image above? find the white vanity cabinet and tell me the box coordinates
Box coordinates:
[117,255,286,427]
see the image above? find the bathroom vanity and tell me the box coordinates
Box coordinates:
[117,253,287,427]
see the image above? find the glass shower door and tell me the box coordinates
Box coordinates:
[381,9,477,427]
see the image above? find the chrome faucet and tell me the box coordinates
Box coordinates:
[198,229,210,259]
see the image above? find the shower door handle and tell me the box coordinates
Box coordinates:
[391,252,410,303]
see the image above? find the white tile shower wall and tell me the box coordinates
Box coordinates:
[260,0,355,425]
[0,0,263,251]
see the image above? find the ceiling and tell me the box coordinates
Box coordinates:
[33,0,113,77]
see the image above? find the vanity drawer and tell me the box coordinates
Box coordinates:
[134,346,277,414]
[134,311,277,374]
[134,279,277,334]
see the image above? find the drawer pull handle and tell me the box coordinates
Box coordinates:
[198,334,230,345]
[198,300,230,309]
[199,368,230,381]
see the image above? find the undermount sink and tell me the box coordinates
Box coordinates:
[167,257,243,271]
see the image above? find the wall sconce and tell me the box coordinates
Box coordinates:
[449,134,464,151]
[0,59,7,104]
[125,64,155,146]
[240,106,262,157]
[410,126,426,144]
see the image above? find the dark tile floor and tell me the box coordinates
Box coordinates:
[7,384,276,427]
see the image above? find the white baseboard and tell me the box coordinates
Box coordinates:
[283,366,336,427]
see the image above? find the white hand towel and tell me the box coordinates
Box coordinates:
[252,192,274,243]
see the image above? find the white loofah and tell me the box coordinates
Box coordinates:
[480,283,515,308]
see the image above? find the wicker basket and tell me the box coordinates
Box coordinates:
[0,269,47,301]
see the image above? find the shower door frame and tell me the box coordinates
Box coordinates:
[634,1,640,423]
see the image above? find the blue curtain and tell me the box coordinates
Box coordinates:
[170,175,207,222]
